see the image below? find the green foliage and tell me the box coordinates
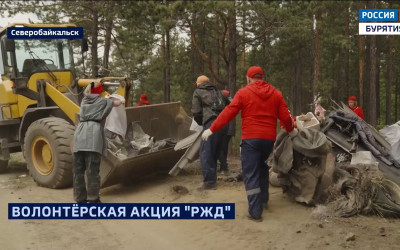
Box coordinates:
[2,0,399,126]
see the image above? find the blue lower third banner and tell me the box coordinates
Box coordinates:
[7,27,83,39]
[9,203,235,220]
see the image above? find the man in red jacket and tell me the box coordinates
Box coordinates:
[202,66,297,221]
[347,96,364,120]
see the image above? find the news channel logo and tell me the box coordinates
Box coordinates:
[359,9,400,35]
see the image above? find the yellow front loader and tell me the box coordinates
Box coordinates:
[0,23,193,188]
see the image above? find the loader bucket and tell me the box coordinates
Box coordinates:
[99,102,193,188]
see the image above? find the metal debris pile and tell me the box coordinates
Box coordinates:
[107,123,176,158]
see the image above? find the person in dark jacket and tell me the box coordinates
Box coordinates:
[202,66,297,221]
[191,75,229,190]
[218,90,236,174]
[73,82,123,203]
[136,93,151,106]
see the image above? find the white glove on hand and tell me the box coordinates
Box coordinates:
[289,128,298,138]
[202,129,213,141]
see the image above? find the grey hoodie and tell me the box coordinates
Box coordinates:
[73,94,114,156]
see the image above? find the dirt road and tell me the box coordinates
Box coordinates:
[1,153,399,250]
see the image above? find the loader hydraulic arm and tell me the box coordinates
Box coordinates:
[39,77,131,125]
[44,82,80,124]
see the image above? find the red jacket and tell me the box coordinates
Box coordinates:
[210,80,294,140]
[350,106,364,120]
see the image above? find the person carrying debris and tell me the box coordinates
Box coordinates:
[136,93,151,106]
[73,82,123,203]
[218,90,236,174]
[202,66,297,222]
[192,75,230,190]
[347,96,364,120]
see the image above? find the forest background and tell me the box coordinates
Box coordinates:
[1,0,397,154]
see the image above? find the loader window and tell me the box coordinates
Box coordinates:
[14,39,74,77]
[4,51,14,76]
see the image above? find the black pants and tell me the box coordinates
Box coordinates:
[218,135,232,171]
[200,119,228,187]
[73,151,101,202]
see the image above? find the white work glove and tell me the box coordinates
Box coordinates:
[202,129,213,141]
[289,128,298,138]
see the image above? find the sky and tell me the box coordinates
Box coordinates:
[0,12,39,28]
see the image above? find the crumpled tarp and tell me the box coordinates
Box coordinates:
[273,129,332,204]
[380,122,400,163]
[330,110,400,168]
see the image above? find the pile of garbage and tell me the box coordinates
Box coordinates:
[314,163,400,218]
[104,94,177,159]
[270,102,400,218]
[107,122,177,158]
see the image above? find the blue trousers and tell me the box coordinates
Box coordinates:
[241,139,274,218]
[200,119,227,187]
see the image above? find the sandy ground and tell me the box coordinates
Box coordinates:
[0,153,399,250]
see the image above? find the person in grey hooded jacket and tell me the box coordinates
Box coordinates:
[73,82,123,203]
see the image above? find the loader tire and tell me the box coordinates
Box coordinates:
[0,160,8,173]
[24,117,75,188]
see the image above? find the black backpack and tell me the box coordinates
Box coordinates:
[211,89,226,113]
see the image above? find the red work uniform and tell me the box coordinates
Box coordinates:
[209,79,294,219]
[210,80,294,138]
[350,106,364,120]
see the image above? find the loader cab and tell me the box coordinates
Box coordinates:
[0,35,76,83]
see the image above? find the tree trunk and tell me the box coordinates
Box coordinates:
[386,36,393,125]
[91,9,99,77]
[102,18,113,76]
[188,17,227,86]
[294,52,303,115]
[368,35,377,126]
[367,0,377,126]
[241,8,246,68]
[312,11,322,98]
[358,35,365,108]
[161,33,167,102]
[164,28,171,102]
[395,77,398,122]
[376,38,381,122]
[216,15,220,76]
[263,34,270,81]
[228,7,237,95]
[343,7,350,98]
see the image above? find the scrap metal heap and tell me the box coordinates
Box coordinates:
[271,101,400,218]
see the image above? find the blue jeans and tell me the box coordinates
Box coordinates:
[241,139,274,218]
[200,119,228,187]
